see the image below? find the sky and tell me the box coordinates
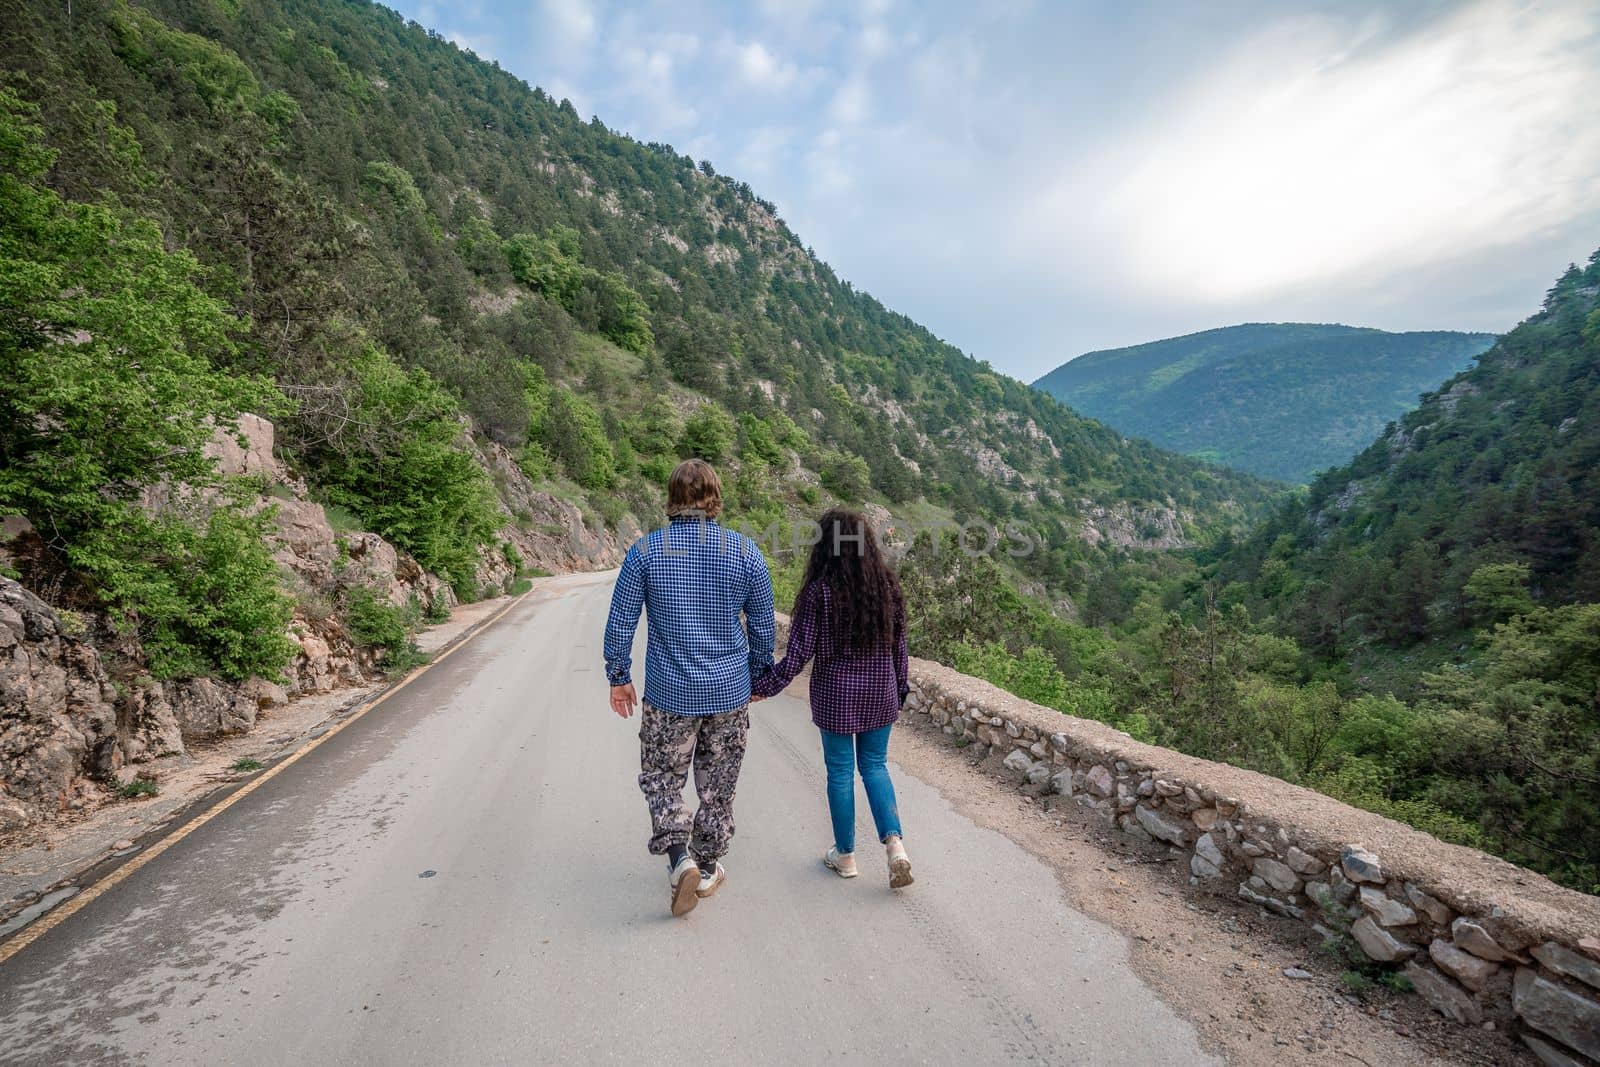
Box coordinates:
[394,0,1600,382]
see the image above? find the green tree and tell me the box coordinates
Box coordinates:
[679,404,735,463]
[1464,562,1534,624]
[541,387,617,490]
[0,88,291,678]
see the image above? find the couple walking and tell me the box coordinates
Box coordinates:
[602,459,914,917]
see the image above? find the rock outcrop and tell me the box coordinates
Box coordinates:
[1,411,620,835]
[0,580,120,833]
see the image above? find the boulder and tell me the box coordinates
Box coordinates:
[205,412,278,478]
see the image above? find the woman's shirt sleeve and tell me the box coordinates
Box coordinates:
[894,600,909,704]
[750,581,820,699]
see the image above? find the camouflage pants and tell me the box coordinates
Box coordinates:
[638,701,750,865]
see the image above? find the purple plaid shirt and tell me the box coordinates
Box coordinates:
[752,579,909,734]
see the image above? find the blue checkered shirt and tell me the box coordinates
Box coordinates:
[603,516,776,717]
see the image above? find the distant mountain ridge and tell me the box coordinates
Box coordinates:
[1032,323,1496,483]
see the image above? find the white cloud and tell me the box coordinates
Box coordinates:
[828,77,870,124]
[737,126,793,178]
[542,0,596,48]
[858,23,894,60]
[732,40,800,91]
[1081,0,1600,303]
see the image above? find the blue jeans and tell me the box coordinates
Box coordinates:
[820,725,902,854]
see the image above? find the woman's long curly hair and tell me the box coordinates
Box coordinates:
[799,509,902,653]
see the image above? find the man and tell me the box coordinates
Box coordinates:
[603,459,775,917]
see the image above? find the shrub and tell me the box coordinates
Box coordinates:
[819,449,871,502]
[309,345,503,596]
[344,587,427,673]
[679,404,735,463]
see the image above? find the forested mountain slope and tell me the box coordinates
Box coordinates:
[0,0,1269,831]
[1213,251,1600,889]
[1033,324,1495,483]
[2,0,1269,586]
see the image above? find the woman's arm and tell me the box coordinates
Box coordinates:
[751,582,820,699]
[893,600,909,705]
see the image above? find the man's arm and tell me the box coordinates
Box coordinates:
[603,544,646,717]
[744,547,776,683]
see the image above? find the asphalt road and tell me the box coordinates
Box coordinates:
[0,571,1215,1065]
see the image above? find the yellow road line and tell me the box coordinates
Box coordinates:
[0,590,534,967]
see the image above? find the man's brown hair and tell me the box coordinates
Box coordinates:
[665,458,722,519]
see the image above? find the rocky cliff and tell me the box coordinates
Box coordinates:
[0,413,619,835]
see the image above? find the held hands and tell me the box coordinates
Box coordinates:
[609,683,638,719]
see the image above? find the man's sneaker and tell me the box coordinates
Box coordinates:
[823,847,858,878]
[885,835,914,889]
[669,855,701,917]
[696,861,727,899]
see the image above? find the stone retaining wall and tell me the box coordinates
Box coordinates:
[900,655,1600,1065]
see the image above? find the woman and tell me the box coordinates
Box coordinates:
[751,509,913,888]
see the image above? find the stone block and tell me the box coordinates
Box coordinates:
[1001,749,1033,775]
[1134,803,1191,846]
[1514,967,1600,1062]
[1453,918,1512,962]
[1359,886,1417,928]
[1533,943,1600,992]
[1524,1034,1591,1067]
[1285,846,1325,876]
[1252,857,1299,894]
[1403,962,1482,1025]
[1084,764,1115,798]
[1352,915,1416,963]
[1429,938,1500,992]
[1341,845,1385,884]
[1405,883,1453,926]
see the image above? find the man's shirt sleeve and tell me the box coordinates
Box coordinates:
[603,543,646,686]
[744,544,776,679]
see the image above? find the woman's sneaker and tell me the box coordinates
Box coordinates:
[669,854,701,917]
[885,835,914,889]
[696,861,727,899]
[823,847,858,878]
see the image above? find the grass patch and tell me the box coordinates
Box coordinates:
[507,577,533,597]
[230,757,264,772]
[116,779,159,799]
